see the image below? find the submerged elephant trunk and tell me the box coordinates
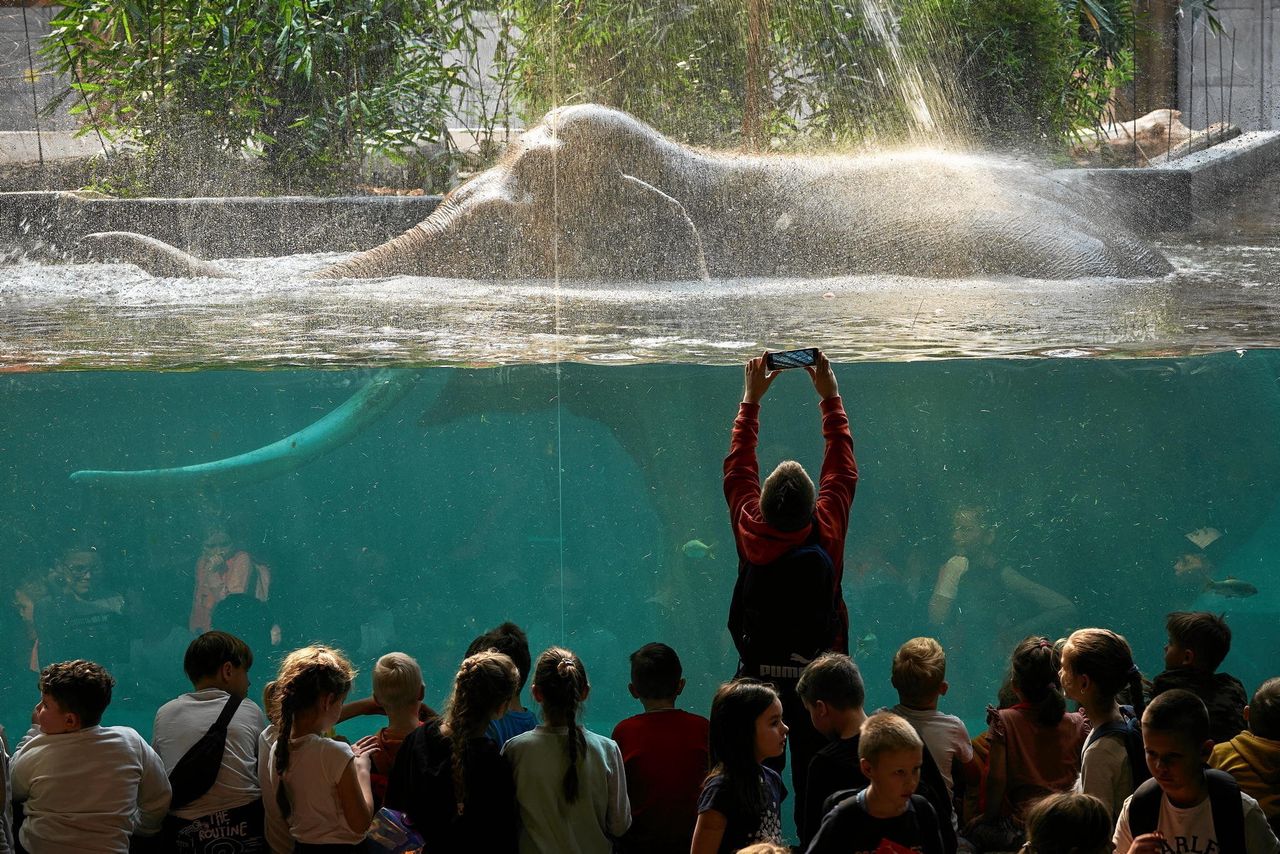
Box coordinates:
[70,369,420,492]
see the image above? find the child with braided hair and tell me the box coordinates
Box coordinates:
[502,646,631,853]
[967,636,1088,851]
[384,650,520,852]
[260,645,373,852]
[1060,628,1149,826]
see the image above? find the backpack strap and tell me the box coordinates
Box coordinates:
[1084,720,1130,751]
[212,693,245,730]
[1128,769,1245,850]
[1127,777,1164,839]
[1206,767,1245,854]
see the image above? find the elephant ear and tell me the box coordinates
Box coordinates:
[608,172,710,282]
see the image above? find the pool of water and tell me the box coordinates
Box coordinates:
[2,231,1280,368]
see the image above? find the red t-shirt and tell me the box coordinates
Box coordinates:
[370,724,419,809]
[611,709,710,854]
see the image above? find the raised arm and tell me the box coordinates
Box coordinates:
[809,352,857,542]
[723,355,776,528]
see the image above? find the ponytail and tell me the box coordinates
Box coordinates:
[269,645,357,821]
[275,699,295,818]
[1064,628,1145,718]
[532,646,589,804]
[446,651,519,815]
[1011,636,1066,726]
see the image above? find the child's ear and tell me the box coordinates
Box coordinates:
[531,684,544,704]
[628,683,640,700]
[1181,648,1197,668]
[859,756,873,778]
[219,661,235,685]
[676,678,686,697]
[1244,705,1252,726]
[939,681,949,696]
[581,683,591,703]
[1199,738,1215,762]
[417,684,425,702]
[66,710,82,730]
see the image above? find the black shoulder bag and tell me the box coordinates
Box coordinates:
[168,694,246,811]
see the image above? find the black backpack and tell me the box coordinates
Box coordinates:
[1085,709,1151,790]
[167,694,245,811]
[1127,768,1244,853]
[728,526,838,681]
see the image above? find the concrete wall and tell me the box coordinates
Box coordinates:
[1178,1,1277,131]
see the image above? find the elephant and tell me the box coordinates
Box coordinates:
[83,104,1172,282]
[69,104,1175,490]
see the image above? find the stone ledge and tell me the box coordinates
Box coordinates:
[1056,130,1280,235]
[0,191,443,258]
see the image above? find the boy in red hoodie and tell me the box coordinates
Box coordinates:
[724,349,857,836]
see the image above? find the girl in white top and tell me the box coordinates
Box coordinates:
[263,645,374,853]
[502,646,630,854]
[1060,628,1145,825]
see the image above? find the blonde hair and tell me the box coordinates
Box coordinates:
[891,637,947,704]
[272,645,356,819]
[737,845,790,854]
[262,680,281,726]
[858,711,922,764]
[445,651,519,814]
[373,652,424,712]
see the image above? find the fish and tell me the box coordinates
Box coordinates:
[1204,577,1258,598]
[1185,527,1223,549]
[681,539,716,560]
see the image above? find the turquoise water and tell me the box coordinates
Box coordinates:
[3,355,1278,748]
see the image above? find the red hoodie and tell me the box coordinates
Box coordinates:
[724,396,858,655]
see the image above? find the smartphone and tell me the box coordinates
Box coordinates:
[765,347,819,371]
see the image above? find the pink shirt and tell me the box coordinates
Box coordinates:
[987,704,1089,821]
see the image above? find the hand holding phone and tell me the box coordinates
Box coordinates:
[764,348,819,371]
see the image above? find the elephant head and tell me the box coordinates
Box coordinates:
[318,106,711,282]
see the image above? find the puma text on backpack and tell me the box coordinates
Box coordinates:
[728,530,838,681]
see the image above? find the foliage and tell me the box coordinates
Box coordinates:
[504,0,1141,152]
[507,0,751,146]
[898,0,1139,150]
[39,0,1171,191]
[41,0,478,192]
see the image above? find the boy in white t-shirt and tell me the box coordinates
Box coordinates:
[153,630,269,852]
[1114,689,1279,854]
[889,637,981,823]
[11,659,171,853]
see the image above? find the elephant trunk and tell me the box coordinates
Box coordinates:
[314,216,452,279]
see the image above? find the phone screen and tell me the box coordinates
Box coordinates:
[766,348,818,370]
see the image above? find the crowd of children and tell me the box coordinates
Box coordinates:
[1,609,1278,853]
